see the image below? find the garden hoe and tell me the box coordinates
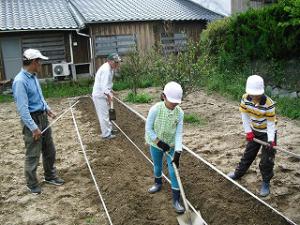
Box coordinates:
[172,161,206,225]
[109,99,116,121]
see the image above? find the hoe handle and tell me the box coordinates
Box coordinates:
[172,161,190,213]
[253,138,300,159]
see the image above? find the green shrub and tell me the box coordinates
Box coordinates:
[201,1,300,60]
[118,49,150,95]
[124,92,152,103]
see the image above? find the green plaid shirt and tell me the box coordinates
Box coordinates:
[146,102,183,149]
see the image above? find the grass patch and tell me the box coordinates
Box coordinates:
[41,79,93,98]
[85,217,95,224]
[275,97,300,119]
[113,80,130,91]
[184,113,206,126]
[0,94,13,103]
[124,92,152,103]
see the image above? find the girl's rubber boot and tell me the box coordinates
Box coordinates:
[148,177,162,194]
[172,189,185,214]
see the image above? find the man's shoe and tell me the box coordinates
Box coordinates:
[103,134,116,140]
[27,185,41,195]
[260,181,270,197]
[111,129,118,135]
[45,177,65,186]
[227,172,239,180]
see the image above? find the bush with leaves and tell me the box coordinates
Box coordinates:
[150,43,203,97]
[201,0,300,60]
[118,49,149,95]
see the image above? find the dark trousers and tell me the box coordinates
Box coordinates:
[22,112,57,188]
[234,130,277,183]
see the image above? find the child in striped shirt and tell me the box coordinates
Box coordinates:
[228,75,276,197]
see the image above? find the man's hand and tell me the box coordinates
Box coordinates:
[105,93,113,105]
[266,141,276,151]
[246,132,254,142]
[157,140,170,152]
[32,128,42,141]
[47,110,56,119]
[172,151,181,168]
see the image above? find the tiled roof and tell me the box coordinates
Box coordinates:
[71,0,222,23]
[0,0,79,31]
[0,0,222,31]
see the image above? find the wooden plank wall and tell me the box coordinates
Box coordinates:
[91,21,206,69]
[159,21,206,43]
[90,22,155,69]
[0,43,4,81]
[0,31,90,79]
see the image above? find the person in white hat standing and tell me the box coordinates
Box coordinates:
[12,49,64,195]
[145,81,185,213]
[92,53,121,139]
[227,75,277,197]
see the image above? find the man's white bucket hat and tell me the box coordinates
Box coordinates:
[246,75,264,95]
[23,49,49,60]
[163,81,183,104]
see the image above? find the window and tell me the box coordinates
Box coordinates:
[95,34,137,56]
[160,33,187,55]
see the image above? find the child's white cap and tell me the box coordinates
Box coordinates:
[163,81,183,104]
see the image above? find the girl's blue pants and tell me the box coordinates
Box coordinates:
[150,145,179,190]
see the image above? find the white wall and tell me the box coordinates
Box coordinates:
[190,0,231,16]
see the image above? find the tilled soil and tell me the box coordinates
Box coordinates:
[77,98,179,225]
[117,87,300,224]
[111,98,293,225]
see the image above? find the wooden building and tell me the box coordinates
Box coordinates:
[0,0,222,80]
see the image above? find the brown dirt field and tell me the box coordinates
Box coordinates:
[0,87,299,225]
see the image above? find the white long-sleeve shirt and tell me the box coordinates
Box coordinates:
[92,62,114,97]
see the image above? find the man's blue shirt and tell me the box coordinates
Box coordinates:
[12,69,50,131]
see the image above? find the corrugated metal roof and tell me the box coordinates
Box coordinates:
[70,0,223,23]
[0,0,79,31]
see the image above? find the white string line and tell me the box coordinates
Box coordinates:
[41,100,80,134]
[113,96,297,225]
[111,121,205,223]
[69,101,114,225]
[183,145,297,225]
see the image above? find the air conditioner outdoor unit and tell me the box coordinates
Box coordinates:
[52,63,70,77]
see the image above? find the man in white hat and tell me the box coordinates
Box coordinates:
[227,75,277,197]
[92,53,121,139]
[12,49,64,195]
